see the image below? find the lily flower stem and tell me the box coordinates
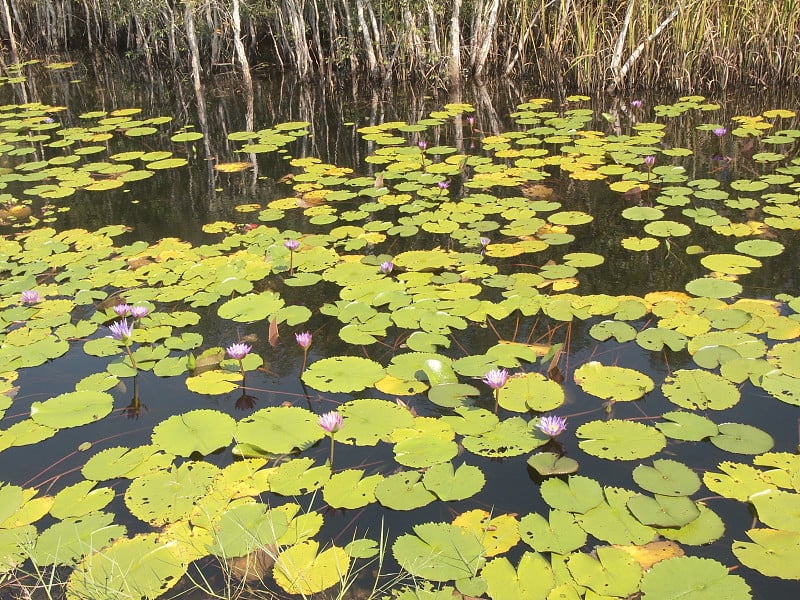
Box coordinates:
[493,389,499,414]
[301,349,308,375]
[125,345,138,371]
[329,433,335,468]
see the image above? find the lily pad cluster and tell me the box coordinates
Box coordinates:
[0,87,799,599]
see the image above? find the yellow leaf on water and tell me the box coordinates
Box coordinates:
[612,540,684,570]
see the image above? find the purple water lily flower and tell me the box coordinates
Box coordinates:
[108,319,134,342]
[482,368,509,390]
[630,99,643,109]
[226,342,252,361]
[536,415,567,437]
[380,261,394,274]
[644,155,656,168]
[319,410,343,434]
[20,290,41,305]
[438,180,449,190]
[130,305,149,319]
[113,304,131,317]
[295,331,312,350]
[479,237,490,248]
[284,239,300,251]
[418,140,427,151]
[467,116,475,127]
[713,127,727,137]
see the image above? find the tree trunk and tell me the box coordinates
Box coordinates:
[231,0,254,130]
[470,0,501,82]
[0,0,20,63]
[448,0,462,85]
[354,0,379,78]
[184,1,211,159]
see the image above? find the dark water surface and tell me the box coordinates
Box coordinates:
[1,59,799,598]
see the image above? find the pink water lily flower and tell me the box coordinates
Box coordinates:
[319,410,343,434]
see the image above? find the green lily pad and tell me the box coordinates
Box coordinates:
[627,493,701,527]
[685,277,742,299]
[641,556,751,599]
[273,541,350,595]
[302,356,384,393]
[709,423,774,454]
[462,417,547,457]
[574,362,654,402]
[577,420,666,460]
[576,487,656,545]
[422,462,485,501]
[481,552,555,599]
[323,469,383,509]
[66,532,187,599]
[207,502,288,558]
[540,475,604,514]
[151,409,235,456]
[499,372,565,412]
[567,545,642,598]
[337,398,415,445]
[394,436,458,467]
[519,510,586,554]
[732,528,800,580]
[662,369,740,410]
[32,512,125,566]
[236,406,324,455]
[374,471,436,510]
[392,522,485,581]
[633,459,702,496]
[527,452,579,476]
[29,390,113,428]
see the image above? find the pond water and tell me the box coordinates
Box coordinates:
[1,59,799,599]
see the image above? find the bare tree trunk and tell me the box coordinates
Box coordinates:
[282,0,312,80]
[354,0,379,78]
[184,1,211,159]
[424,0,441,65]
[448,0,462,85]
[470,0,501,82]
[339,0,358,76]
[0,0,20,63]
[231,0,254,130]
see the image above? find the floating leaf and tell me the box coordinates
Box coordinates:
[527,452,579,476]
[662,369,740,410]
[422,462,485,501]
[481,552,556,600]
[639,556,751,599]
[519,510,586,554]
[374,471,436,510]
[732,528,800,580]
[29,390,113,428]
[633,459,702,496]
[392,522,485,581]
[709,423,774,454]
[274,540,350,595]
[452,510,519,557]
[567,545,642,598]
[236,406,323,454]
[151,409,235,456]
[66,533,187,600]
[323,469,383,509]
[540,475,604,514]
[577,420,666,460]
[574,362,654,402]
[302,356,384,393]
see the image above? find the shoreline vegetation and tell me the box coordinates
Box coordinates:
[1,0,799,92]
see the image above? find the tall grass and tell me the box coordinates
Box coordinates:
[5,1,799,93]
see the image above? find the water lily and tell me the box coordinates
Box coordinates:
[226,342,251,381]
[380,261,393,274]
[130,305,149,319]
[113,303,131,317]
[319,410,343,467]
[536,415,567,437]
[630,99,643,109]
[418,140,427,151]
[109,319,137,371]
[284,239,300,274]
[20,290,41,305]
[467,115,475,128]
[108,319,134,343]
[713,127,727,137]
[482,368,508,389]
[319,410,342,434]
[438,180,449,190]
[483,368,509,414]
[296,331,312,374]
[479,237,490,248]
[644,155,655,168]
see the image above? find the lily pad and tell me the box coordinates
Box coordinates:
[302,356,385,393]
[577,420,666,460]
[640,556,751,599]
